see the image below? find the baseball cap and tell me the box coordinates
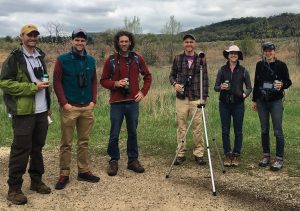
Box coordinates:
[183,34,196,41]
[262,42,276,51]
[72,28,87,39]
[20,24,40,35]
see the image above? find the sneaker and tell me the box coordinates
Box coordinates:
[258,156,270,167]
[55,175,69,190]
[195,156,206,165]
[223,155,232,167]
[7,187,27,205]
[127,160,145,173]
[30,181,51,194]
[270,159,283,171]
[107,160,118,176]
[77,172,100,183]
[174,156,186,165]
[231,156,240,167]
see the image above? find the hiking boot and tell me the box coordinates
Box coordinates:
[127,160,145,173]
[174,156,186,165]
[231,156,240,167]
[30,181,51,194]
[55,175,69,190]
[107,160,118,176]
[223,155,232,167]
[270,159,283,171]
[195,156,206,165]
[77,171,100,183]
[258,156,270,167]
[7,187,27,205]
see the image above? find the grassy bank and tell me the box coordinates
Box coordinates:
[0,45,299,177]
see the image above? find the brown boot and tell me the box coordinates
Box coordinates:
[30,181,51,194]
[7,187,28,205]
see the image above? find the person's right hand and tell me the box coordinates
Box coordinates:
[63,103,73,111]
[114,79,127,88]
[252,102,257,111]
[174,84,183,93]
[220,83,228,90]
[36,81,49,90]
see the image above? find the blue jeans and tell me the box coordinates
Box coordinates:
[256,99,284,160]
[219,101,245,155]
[107,101,139,163]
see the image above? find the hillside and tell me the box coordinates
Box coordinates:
[184,13,300,42]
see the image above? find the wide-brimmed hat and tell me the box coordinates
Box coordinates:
[20,24,40,35]
[72,27,87,40]
[223,45,243,60]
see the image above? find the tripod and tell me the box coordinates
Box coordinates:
[165,57,218,196]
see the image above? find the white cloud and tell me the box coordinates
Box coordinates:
[0,0,299,37]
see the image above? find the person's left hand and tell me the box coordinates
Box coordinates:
[135,91,144,102]
[274,81,283,91]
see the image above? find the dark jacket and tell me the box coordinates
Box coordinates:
[214,61,252,104]
[0,48,51,115]
[252,59,292,102]
[169,52,209,100]
[100,52,152,104]
[53,48,97,107]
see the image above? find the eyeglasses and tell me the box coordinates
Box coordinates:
[26,32,39,38]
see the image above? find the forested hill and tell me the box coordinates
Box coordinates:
[183,13,300,42]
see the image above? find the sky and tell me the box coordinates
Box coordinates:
[0,0,299,37]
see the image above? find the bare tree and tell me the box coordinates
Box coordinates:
[161,15,182,63]
[43,21,64,44]
[124,16,143,34]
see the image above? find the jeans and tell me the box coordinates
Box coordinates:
[256,99,284,160]
[219,101,245,155]
[8,112,48,188]
[107,101,139,163]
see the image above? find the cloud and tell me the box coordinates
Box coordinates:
[0,0,299,37]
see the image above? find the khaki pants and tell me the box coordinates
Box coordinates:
[176,98,204,157]
[59,106,94,176]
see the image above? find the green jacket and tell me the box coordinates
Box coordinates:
[0,47,51,115]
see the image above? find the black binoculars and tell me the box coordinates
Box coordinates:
[78,72,88,88]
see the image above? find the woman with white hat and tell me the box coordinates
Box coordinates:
[214,45,252,167]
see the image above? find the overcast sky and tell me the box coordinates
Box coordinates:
[0,0,299,37]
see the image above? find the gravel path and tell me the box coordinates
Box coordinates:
[0,147,299,210]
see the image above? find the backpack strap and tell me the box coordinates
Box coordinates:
[109,52,141,79]
[109,54,116,79]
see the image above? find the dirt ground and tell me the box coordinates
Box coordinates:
[0,147,299,211]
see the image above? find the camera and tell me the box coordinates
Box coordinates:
[33,66,43,79]
[78,72,87,88]
[259,81,277,101]
[121,78,130,96]
[185,75,193,87]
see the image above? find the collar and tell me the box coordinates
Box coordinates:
[22,47,41,58]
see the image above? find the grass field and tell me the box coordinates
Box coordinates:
[0,41,299,177]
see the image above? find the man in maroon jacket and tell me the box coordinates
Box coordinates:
[100,31,152,176]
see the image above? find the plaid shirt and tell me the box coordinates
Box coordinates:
[169,52,209,100]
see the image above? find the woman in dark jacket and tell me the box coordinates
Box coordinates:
[214,45,252,167]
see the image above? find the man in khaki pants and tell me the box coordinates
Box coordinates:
[53,28,99,189]
[169,34,209,165]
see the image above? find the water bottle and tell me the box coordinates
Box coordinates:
[42,73,49,82]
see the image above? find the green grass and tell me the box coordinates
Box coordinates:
[1,53,299,177]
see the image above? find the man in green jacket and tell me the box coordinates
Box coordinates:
[0,24,51,205]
